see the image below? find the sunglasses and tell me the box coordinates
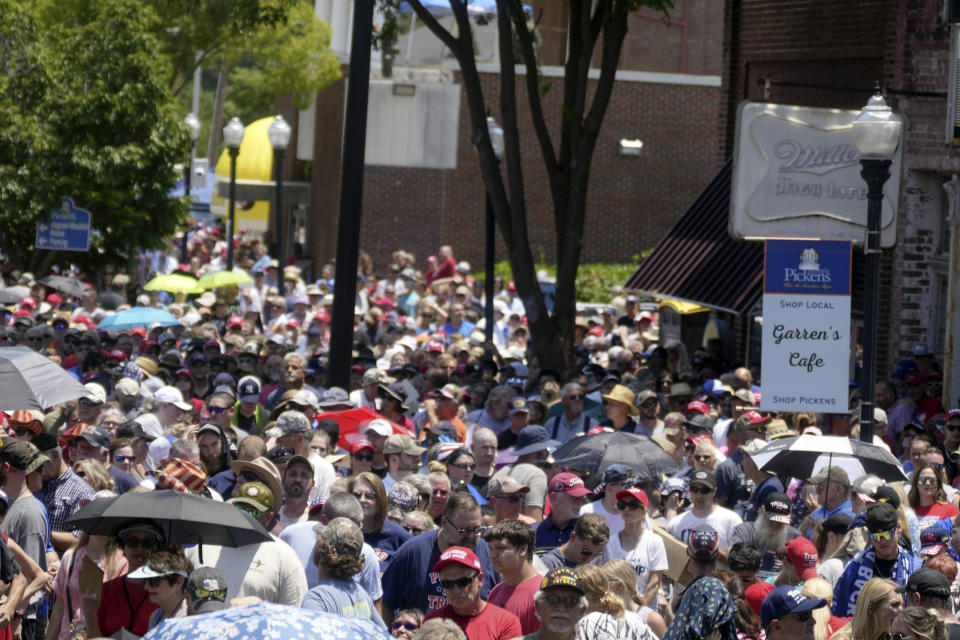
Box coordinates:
[12,426,35,437]
[544,593,581,608]
[193,587,226,599]
[392,622,419,632]
[234,503,264,519]
[918,477,938,486]
[209,406,229,414]
[352,453,373,462]
[143,576,172,588]
[617,500,642,511]
[785,611,813,623]
[440,574,477,591]
[946,424,960,432]
[124,536,158,550]
[78,398,101,407]
[448,462,475,471]
[690,486,713,494]
[238,470,262,484]
[352,491,377,501]
[640,400,657,408]
[868,528,897,542]
[115,455,136,463]
[566,395,584,401]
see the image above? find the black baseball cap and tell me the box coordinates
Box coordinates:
[895,567,950,597]
[689,470,717,490]
[865,502,899,533]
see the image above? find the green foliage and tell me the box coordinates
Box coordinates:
[477,258,647,303]
[226,2,341,111]
[0,0,190,271]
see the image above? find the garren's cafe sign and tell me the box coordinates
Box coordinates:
[730,102,902,247]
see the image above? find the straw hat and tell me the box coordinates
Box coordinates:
[601,384,638,416]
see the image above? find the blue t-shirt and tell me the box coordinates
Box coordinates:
[381,529,497,616]
[715,451,752,513]
[279,521,382,598]
[534,516,575,555]
[108,466,139,494]
[207,469,237,499]
[301,578,385,628]
[364,519,411,575]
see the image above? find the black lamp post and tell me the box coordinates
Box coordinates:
[852,83,902,442]
[181,112,201,263]
[222,117,245,271]
[484,116,504,343]
[268,115,292,270]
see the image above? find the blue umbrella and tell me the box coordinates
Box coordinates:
[97,307,180,331]
[144,602,391,640]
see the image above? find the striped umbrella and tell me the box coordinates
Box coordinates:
[751,434,908,483]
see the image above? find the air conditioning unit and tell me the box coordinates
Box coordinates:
[948,24,960,144]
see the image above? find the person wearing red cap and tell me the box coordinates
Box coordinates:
[422,545,522,640]
[535,473,593,555]
[905,372,943,426]
[776,537,819,586]
[602,487,667,607]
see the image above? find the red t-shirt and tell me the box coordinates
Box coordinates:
[488,575,542,635]
[423,601,523,640]
[913,502,959,524]
[97,576,159,637]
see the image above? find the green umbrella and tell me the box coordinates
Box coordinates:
[143,273,203,294]
[197,269,253,290]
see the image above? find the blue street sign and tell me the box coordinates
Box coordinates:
[36,197,91,252]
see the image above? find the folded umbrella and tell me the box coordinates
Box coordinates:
[65,490,272,548]
[143,601,391,640]
[0,346,90,411]
[97,307,180,331]
[552,430,680,488]
[752,434,908,483]
[38,275,90,299]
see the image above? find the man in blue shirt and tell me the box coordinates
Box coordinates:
[439,303,475,343]
[832,502,921,616]
[801,466,854,538]
[534,473,592,555]
[380,492,497,627]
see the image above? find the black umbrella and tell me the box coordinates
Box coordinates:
[0,346,90,411]
[552,431,680,487]
[38,275,89,299]
[752,434,908,482]
[65,490,272,548]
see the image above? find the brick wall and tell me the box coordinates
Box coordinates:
[349,72,723,272]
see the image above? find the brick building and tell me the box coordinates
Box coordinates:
[719,0,960,402]
[285,0,726,273]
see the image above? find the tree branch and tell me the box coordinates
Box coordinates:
[404,0,460,52]
[507,0,559,184]
[497,0,525,221]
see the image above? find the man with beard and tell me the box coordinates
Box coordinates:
[731,492,800,580]
[274,455,314,533]
[380,492,497,626]
[520,569,588,640]
[382,435,425,492]
[832,502,922,616]
[196,423,233,478]
[265,410,335,503]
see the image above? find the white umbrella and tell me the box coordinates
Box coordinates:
[751,434,908,483]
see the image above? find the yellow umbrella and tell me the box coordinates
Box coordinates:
[197,270,253,290]
[143,274,203,294]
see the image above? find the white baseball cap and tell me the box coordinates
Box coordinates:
[154,385,192,411]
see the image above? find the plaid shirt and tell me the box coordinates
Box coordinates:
[34,467,95,533]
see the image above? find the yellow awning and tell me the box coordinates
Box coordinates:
[658,299,710,315]
[210,116,276,232]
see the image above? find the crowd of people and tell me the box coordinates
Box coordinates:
[0,234,957,640]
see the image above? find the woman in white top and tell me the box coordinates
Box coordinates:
[601,487,668,607]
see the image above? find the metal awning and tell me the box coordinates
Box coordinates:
[624,159,763,316]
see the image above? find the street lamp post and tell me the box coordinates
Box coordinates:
[852,83,902,443]
[268,115,292,270]
[181,113,201,263]
[484,116,504,343]
[222,117,245,271]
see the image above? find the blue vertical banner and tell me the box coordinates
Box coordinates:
[760,239,852,413]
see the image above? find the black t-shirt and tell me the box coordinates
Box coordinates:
[497,429,519,450]
[948,623,960,640]
[471,473,491,496]
[874,556,896,579]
